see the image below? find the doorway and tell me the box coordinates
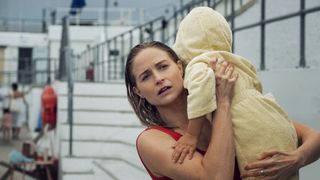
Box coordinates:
[18,48,33,84]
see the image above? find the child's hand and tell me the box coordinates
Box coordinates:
[171,132,198,164]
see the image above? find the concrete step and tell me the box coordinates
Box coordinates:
[60,124,144,143]
[55,81,126,96]
[58,110,140,126]
[93,159,149,180]
[60,141,143,169]
[62,173,94,180]
[61,157,93,174]
[58,95,132,112]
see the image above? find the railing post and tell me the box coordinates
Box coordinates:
[66,47,74,156]
[149,22,154,41]
[260,0,266,70]
[231,0,235,52]
[121,34,125,79]
[59,15,75,156]
[100,44,105,82]
[224,0,228,16]
[42,9,47,33]
[161,18,167,43]
[300,0,306,68]
[139,27,143,43]
[107,40,111,80]
[58,16,70,80]
[113,37,117,80]
[95,46,100,81]
[129,30,133,48]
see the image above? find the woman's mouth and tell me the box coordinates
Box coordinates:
[158,86,171,95]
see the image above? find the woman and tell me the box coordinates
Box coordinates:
[9,83,27,139]
[125,41,320,179]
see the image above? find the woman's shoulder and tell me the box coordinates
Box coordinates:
[137,126,181,144]
[136,126,181,154]
[136,127,181,179]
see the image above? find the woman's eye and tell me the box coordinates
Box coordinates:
[141,74,149,81]
[159,64,168,70]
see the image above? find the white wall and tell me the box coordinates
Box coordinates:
[3,47,18,84]
[259,68,320,130]
[258,68,320,179]
[0,32,47,47]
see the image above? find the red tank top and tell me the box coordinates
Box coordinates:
[136,126,241,180]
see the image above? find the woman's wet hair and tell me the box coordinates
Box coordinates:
[124,41,181,126]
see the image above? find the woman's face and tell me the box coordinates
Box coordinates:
[131,47,184,107]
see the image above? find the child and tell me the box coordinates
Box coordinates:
[172,7,298,179]
[2,108,13,141]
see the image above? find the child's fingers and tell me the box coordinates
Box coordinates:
[229,73,238,82]
[178,147,189,164]
[172,144,185,163]
[225,65,234,78]
[172,148,182,163]
[188,148,196,160]
[208,57,218,70]
[172,142,177,149]
[217,61,228,76]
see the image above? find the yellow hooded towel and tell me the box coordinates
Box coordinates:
[173,7,298,180]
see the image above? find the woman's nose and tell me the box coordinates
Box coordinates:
[155,73,165,85]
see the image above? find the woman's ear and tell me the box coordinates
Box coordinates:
[133,86,143,98]
[177,60,184,77]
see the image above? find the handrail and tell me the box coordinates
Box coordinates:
[73,0,233,82]
[75,0,320,78]
[0,17,46,33]
[60,16,75,156]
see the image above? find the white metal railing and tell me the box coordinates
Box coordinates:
[48,7,145,26]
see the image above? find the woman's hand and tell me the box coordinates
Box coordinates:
[208,59,238,104]
[241,150,301,179]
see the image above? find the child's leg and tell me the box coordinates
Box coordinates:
[12,127,18,139]
[3,128,8,141]
[8,127,12,141]
[2,129,5,140]
[15,128,20,139]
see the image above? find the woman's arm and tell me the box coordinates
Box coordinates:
[294,121,320,167]
[137,61,238,179]
[241,121,320,179]
[202,61,237,179]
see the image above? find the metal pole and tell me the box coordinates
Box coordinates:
[104,0,109,42]
[180,0,184,9]
[66,47,74,156]
[260,0,266,70]
[61,16,74,156]
[231,0,235,52]
[300,0,306,68]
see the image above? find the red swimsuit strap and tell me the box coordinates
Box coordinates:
[136,126,179,180]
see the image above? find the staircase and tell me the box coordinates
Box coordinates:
[55,1,261,179]
[55,81,148,179]
[56,0,320,179]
